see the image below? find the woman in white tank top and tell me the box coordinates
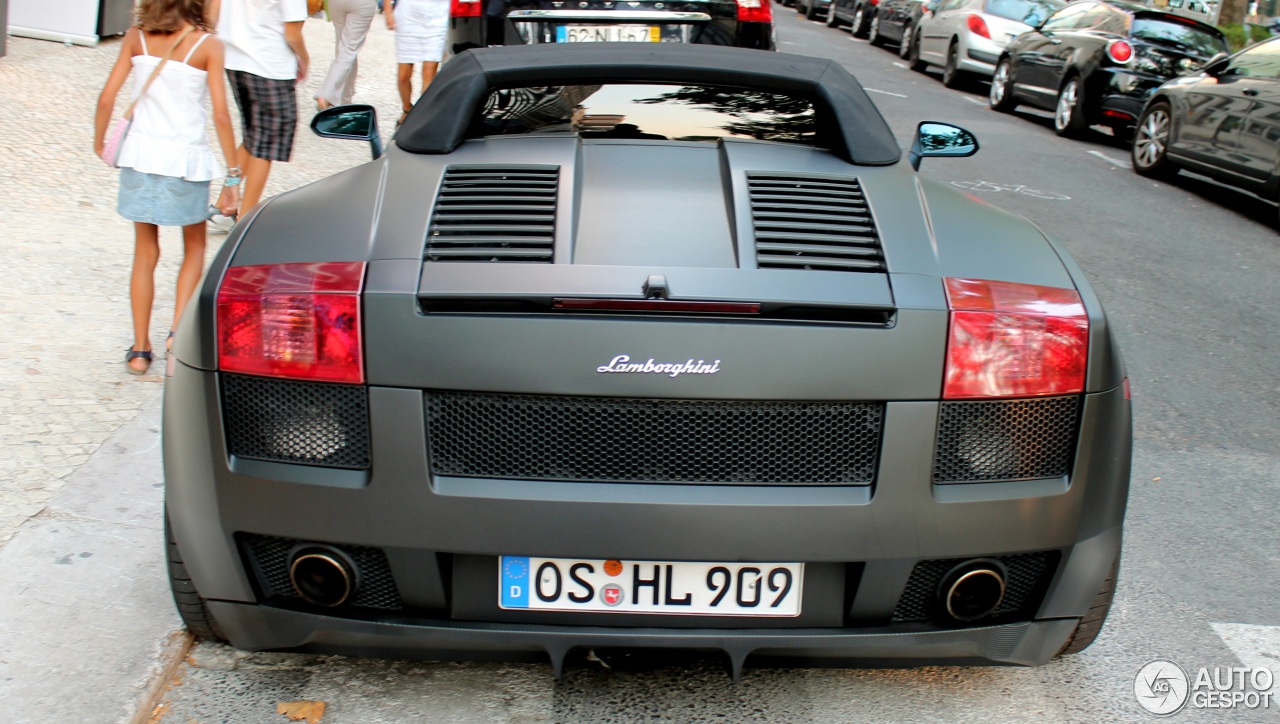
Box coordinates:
[94,0,241,375]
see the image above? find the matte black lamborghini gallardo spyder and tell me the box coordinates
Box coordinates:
[164,43,1131,677]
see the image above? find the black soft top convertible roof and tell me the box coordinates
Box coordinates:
[395,44,902,166]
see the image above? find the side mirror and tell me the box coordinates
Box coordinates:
[909,121,979,170]
[925,0,940,13]
[311,104,383,160]
[1202,52,1230,76]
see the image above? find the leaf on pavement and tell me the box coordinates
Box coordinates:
[277,700,327,724]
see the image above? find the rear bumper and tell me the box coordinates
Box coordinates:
[1097,69,1168,124]
[446,15,774,53]
[165,359,1130,667]
[209,600,1082,672]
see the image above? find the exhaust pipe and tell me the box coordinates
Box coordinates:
[941,560,1006,622]
[289,545,359,607]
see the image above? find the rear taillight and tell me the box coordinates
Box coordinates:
[943,278,1089,400]
[217,262,366,384]
[736,0,772,23]
[1107,39,1133,64]
[967,14,990,39]
[451,0,482,18]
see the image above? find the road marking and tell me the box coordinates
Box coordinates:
[1212,623,1280,704]
[951,180,1070,200]
[893,62,908,69]
[865,88,908,98]
[963,96,986,106]
[1088,150,1128,166]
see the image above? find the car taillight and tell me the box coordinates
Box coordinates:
[967,14,990,39]
[451,0,482,18]
[1107,39,1133,64]
[217,262,366,384]
[943,278,1088,400]
[736,0,772,23]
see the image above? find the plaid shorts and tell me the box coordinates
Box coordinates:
[227,69,298,162]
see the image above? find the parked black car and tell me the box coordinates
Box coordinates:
[1132,37,1280,222]
[989,0,1227,138]
[796,0,834,21]
[828,0,879,37]
[446,0,776,53]
[868,0,932,53]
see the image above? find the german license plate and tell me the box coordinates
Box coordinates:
[555,25,660,42]
[499,557,803,616]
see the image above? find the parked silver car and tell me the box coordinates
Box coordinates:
[909,0,1063,86]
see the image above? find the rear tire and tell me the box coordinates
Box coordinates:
[806,0,820,20]
[908,30,928,72]
[1054,75,1089,138]
[898,22,914,58]
[826,4,843,27]
[166,510,227,642]
[1056,554,1120,657]
[989,58,1018,113]
[852,5,871,37]
[942,41,965,88]
[869,15,886,46]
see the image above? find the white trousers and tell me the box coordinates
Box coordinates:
[316,0,378,106]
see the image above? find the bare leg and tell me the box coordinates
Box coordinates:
[420,61,439,97]
[129,222,161,373]
[397,63,414,122]
[173,221,208,338]
[240,154,273,214]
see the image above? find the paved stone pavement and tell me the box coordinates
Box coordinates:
[0,16,403,549]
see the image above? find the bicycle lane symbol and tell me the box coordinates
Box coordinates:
[950,180,1071,200]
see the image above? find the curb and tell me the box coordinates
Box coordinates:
[0,390,184,724]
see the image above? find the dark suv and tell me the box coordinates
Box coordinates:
[988,0,1226,138]
[445,0,776,54]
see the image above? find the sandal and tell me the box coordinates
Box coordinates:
[125,348,153,376]
[397,109,410,129]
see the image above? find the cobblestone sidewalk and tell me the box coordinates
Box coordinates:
[0,17,403,548]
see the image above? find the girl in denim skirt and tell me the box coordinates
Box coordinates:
[94,0,240,374]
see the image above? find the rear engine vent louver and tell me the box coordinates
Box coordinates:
[427,165,559,263]
[748,173,884,273]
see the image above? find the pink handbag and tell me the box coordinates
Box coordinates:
[102,27,194,169]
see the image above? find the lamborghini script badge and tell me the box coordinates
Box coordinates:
[597,355,721,378]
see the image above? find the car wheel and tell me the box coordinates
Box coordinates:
[1132,102,1178,179]
[806,0,820,20]
[852,6,870,37]
[898,22,914,58]
[826,4,843,27]
[869,15,886,46]
[989,58,1018,113]
[942,41,965,88]
[908,30,928,72]
[165,510,227,642]
[1056,554,1120,657]
[1054,75,1089,137]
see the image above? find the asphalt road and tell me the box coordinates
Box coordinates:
[154,10,1280,723]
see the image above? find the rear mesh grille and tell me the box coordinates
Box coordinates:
[933,397,1079,483]
[748,172,885,272]
[426,165,558,263]
[426,391,884,485]
[240,534,402,609]
[222,374,371,470]
[891,551,1058,623]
